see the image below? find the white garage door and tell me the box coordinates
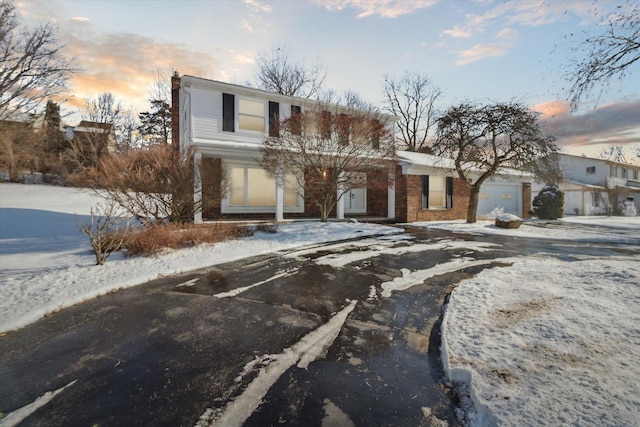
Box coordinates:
[478,183,522,218]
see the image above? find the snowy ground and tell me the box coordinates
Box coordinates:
[1,183,639,426]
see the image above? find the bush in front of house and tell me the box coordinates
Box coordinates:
[532,185,564,219]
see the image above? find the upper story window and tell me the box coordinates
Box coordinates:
[586,166,596,175]
[238,99,265,132]
[633,169,639,180]
[610,165,618,177]
[622,168,628,179]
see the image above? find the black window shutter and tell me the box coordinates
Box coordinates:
[422,175,429,209]
[268,101,279,137]
[290,105,302,135]
[222,93,234,132]
[446,176,454,209]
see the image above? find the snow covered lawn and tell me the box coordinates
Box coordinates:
[2,183,639,426]
[414,219,640,426]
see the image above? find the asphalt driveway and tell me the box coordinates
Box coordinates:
[1,223,637,426]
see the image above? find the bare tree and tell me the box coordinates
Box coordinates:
[253,45,327,98]
[599,145,628,163]
[78,198,130,265]
[67,93,124,169]
[434,101,559,223]
[0,0,74,119]
[383,71,442,153]
[567,0,640,109]
[261,108,397,222]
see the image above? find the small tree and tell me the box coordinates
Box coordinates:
[79,198,130,265]
[434,101,559,223]
[261,108,397,222]
[532,185,564,220]
[138,99,171,145]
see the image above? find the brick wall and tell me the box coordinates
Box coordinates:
[366,169,388,217]
[171,72,181,151]
[399,173,471,222]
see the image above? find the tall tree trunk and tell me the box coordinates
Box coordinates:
[467,185,480,223]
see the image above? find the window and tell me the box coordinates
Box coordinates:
[422,175,453,209]
[227,165,301,210]
[634,170,639,180]
[586,166,596,175]
[622,168,628,179]
[238,99,265,132]
[610,165,618,177]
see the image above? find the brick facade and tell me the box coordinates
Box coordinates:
[395,170,471,222]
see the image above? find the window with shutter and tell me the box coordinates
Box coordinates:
[222,93,234,132]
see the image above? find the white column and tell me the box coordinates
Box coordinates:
[387,168,395,219]
[275,166,284,222]
[337,172,345,220]
[193,152,203,224]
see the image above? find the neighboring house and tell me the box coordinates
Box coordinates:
[172,74,532,223]
[532,153,640,215]
[395,151,532,222]
[65,121,118,155]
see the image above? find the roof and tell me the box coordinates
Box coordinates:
[557,152,640,169]
[397,150,532,179]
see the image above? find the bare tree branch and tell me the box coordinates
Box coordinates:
[566,0,640,110]
[253,45,327,98]
[0,0,74,119]
[261,108,397,221]
[383,71,441,153]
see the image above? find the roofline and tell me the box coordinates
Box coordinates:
[179,75,399,122]
[557,152,640,168]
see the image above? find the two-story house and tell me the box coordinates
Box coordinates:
[172,74,400,222]
[172,73,533,223]
[532,153,640,215]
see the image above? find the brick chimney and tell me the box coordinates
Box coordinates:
[171,71,181,151]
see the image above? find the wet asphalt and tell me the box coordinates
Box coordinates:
[1,223,638,426]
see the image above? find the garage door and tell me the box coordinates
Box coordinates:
[477,183,522,218]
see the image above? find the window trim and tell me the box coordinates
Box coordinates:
[237,97,266,133]
[421,175,452,210]
[221,161,304,214]
[586,166,596,175]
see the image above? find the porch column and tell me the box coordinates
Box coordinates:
[337,171,345,220]
[387,167,396,219]
[193,152,203,224]
[275,166,284,222]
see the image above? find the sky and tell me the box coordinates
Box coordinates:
[1,182,639,425]
[14,0,640,162]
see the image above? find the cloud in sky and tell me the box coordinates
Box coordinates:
[453,28,517,65]
[314,0,437,18]
[536,99,640,160]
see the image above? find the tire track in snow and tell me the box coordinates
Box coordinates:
[195,300,358,427]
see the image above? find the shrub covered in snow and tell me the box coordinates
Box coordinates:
[532,185,564,219]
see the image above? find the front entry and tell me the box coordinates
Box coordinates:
[344,173,367,214]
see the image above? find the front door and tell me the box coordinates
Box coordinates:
[344,173,367,214]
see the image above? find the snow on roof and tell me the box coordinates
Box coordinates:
[397,150,531,179]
